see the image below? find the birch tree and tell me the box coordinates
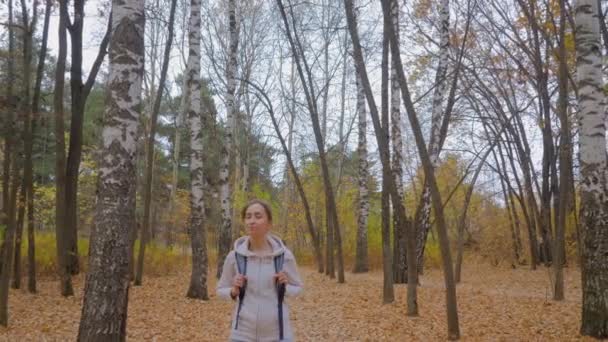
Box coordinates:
[217,0,239,278]
[186,0,209,300]
[344,0,419,316]
[353,69,369,274]
[390,0,408,284]
[575,0,608,337]
[77,0,145,338]
[380,0,460,336]
[415,0,451,273]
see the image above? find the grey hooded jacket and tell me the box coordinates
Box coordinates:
[217,234,303,342]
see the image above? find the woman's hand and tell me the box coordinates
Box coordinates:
[231,274,247,298]
[274,271,288,285]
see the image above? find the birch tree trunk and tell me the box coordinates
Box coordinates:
[186,0,209,300]
[390,0,408,284]
[217,0,239,278]
[345,0,419,316]
[575,0,608,337]
[415,0,450,273]
[77,0,145,338]
[379,0,459,336]
[353,69,369,274]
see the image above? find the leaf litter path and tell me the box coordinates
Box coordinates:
[0,264,594,341]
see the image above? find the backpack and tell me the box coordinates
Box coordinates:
[234,252,287,341]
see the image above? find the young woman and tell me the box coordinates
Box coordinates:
[217,199,303,342]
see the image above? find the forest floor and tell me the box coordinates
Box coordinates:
[0,263,594,341]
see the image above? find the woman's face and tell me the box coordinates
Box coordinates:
[244,203,271,239]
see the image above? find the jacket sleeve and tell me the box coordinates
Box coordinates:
[216,251,236,300]
[283,249,303,297]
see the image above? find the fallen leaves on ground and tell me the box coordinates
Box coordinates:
[0,264,594,341]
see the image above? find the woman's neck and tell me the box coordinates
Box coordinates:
[249,235,271,253]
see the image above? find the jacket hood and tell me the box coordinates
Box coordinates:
[233,233,286,257]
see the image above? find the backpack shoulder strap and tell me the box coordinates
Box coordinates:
[235,252,247,275]
[273,252,285,273]
[274,252,286,340]
[233,252,248,331]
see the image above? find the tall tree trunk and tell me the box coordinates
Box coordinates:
[12,0,38,291]
[217,0,239,279]
[186,0,209,300]
[390,0,408,284]
[0,0,22,311]
[502,131,540,268]
[12,183,25,290]
[1,0,17,273]
[64,8,111,275]
[77,0,145,339]
[553,0,569,301]
[242,94,251,194]
[381,25,395,304]
[346,0,419,316]
[575,0,608,337]
[353,70,370,274]
[27,0,51,294]
[325,201,334,278]
[380,5,394,303]
[415,0,451,274]
[321,0,330,142]
[0,157,20,326]
[277,0,345,283]
[455,139,499,283]
[135,0,177,286]
[53,0,74,297]
[379,0,459,336]
[493,147,524,266]
[517,0,556,268]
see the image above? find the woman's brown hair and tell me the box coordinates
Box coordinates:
[241,199,273,222]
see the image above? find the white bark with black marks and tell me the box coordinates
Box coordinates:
[575,0,608,337]
[415,0,450,272]
[390,0,407,284]
[186,0,209,300]
[77,1,144,339]
[217,0,239,279]
[353,69,369,274]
